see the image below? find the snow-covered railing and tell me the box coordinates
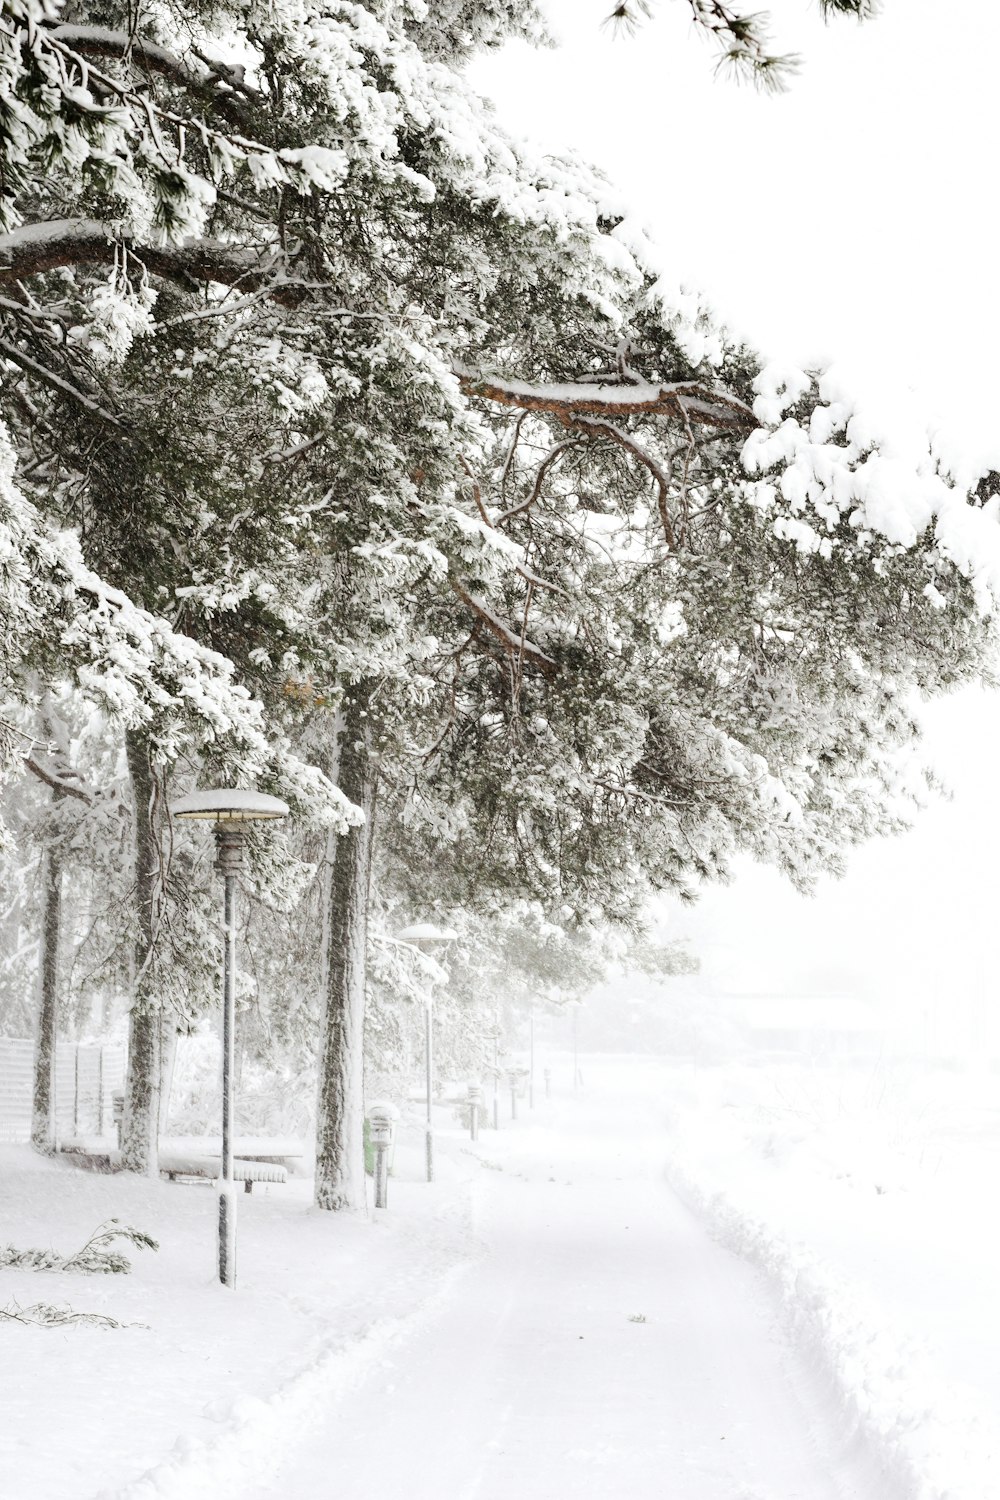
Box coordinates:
[0,1038,123,1142]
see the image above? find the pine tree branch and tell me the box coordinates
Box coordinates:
[0,336,126,429]
[0,221,304,305]
[496,438,584,527]
[456,366,754,429]
[571,416,677,548]
[24,755,93,806]
[450,579,558,680]
[607,1,878,90]
[46,25,258,129]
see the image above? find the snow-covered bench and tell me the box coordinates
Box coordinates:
[158,1155,288,1193]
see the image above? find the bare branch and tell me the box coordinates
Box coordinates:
[572,415,677,548]
[497,438,583,527]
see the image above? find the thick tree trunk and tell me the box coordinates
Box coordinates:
[314,693,377,1211]
[30,837,63,1151]
[120,731,162,1176]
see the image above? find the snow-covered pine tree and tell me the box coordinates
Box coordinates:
[3,0,999,1210]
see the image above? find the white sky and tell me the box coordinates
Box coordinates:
[470,0,1000,1044]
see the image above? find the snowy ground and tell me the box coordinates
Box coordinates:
[3,1053,997,1499]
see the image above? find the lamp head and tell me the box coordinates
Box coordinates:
[170,788,289,823]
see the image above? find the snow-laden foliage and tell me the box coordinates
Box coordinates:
[2,0,998,1191]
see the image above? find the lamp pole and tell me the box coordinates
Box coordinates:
[493,1007,500,1130]
[170,788,288,1288]
[218,828,239,1279]
[529,1009,535,1109]
[424,996,433,1181]
[396,923,457,1184]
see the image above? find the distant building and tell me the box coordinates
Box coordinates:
[716,994,888,1060]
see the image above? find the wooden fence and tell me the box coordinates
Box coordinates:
[0,1039,125,1142]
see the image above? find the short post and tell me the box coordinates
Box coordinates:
[508,1068,518,1121]
[544,1067,551,1101]
[468,1083,482,1142]
[368,1107,393,1209]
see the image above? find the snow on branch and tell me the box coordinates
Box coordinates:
[24,753,93,805]
[451,579,557,680]
[0,221,304,305]
[46,25,258,126]
[455,366,754,430]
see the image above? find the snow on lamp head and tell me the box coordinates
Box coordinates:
[171,789,288,876]
[395,922,458,948]
[170,788,289,821]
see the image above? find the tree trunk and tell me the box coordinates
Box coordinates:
[314,692,377,1211]
[158,1018,179,1138]
[30,836,63,1151]
[120,731,162,1176]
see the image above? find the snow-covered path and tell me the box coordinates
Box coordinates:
[244,1071,872,1500]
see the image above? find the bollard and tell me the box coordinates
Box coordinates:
[368,1108,394,1209]
[468,1083,483,1141]
[544,1067,551,1100]
[507,1069,519,1121]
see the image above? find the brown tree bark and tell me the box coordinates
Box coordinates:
[314,692,377,1211]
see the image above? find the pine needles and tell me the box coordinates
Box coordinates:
[0,1219,159,1275]
[607,0,879,91]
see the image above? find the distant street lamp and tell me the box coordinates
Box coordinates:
[492,1006,501,1130]
[529,1008,535,1109]
[507,1067,519,1121]
[170,788,288,1288]
[396,923,456,1183]
[467,1082,483,1141]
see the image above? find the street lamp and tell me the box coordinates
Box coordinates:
[170,787,288,1287]
[529,1007,535,1109]
[396,922,456,1183]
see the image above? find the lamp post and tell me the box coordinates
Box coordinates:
[170,788,288,1287]
[529,1009,535,1109]
[396,923,456,1183]
[492,1006,500,1130]
[467,1082,482,1141]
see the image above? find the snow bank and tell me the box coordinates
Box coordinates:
[660,1065,1000,1500]
[98,1268,468,1500]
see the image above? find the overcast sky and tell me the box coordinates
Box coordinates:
[470,1,1000,1046]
